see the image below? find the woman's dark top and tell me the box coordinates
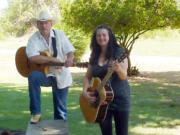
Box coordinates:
[91,46,131,111]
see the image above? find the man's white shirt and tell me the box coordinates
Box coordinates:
[26,29,75,89]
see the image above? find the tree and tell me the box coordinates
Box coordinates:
[0,0,88,61]
[0,0,60,36]
[0,0,33,36]
[60,0,180,75]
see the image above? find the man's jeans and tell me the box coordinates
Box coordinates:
[28,71,69,120]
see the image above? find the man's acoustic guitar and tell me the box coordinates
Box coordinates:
[15,46,88,77]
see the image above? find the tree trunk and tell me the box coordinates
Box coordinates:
[127,55,131,76]
[33,0,38,16]
[117,36,137,76]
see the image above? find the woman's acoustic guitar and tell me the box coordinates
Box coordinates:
[79,51,128,123]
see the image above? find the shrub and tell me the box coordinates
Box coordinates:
[54,22,89,62]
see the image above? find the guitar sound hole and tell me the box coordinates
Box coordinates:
[93,90,99,97]
[90,90,100,108]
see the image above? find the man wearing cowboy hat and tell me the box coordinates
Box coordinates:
[26,10,75,124]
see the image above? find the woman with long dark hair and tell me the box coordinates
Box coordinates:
[82,25,131,135]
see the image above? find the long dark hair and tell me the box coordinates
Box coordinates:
[89,25,120,65]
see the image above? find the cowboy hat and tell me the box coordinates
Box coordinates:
[31,10,56,27]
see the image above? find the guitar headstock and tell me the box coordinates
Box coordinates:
[115,51,129,63]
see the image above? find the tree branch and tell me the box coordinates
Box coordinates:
[116,35,124,45]
[122,33,128,46]
[127,33,135,50]
[125,31,136,48]
[126,29,149,50]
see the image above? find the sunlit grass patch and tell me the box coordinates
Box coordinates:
[130,126,180,135]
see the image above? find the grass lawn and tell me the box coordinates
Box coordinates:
[0,72,180,135]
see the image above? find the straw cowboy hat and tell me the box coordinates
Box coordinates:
[31,10,56,27]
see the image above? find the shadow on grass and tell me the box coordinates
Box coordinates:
[129,71,180,135]
[141,71,180,85]
[0,71,179,135]
[130,81,180,127]
[0,83,55,130]
[0,83,30,130]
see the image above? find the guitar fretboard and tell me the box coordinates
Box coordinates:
[97,69,113,93]
[45,62,88,68]
[45,62,64,66]
[96,51,128,93]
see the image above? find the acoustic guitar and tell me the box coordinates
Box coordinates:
[15,46,88,77]
[79,51,128,123]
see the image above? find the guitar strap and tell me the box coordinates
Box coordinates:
[52,29,58,57]
[27,30,57,68]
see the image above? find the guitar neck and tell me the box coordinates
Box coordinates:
[44,62,88,68]
[45,62,65,66]
[97,69,114,93]
[95,51,129,93]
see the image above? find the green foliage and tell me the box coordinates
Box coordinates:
[56,0,90,61]
[0,0,34,37]
[60,0,180,75]
[0,0,60,37]
[128,66,140,76]
[54,21,89,62]
[61,0,180,47]
[0,25,6,40]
